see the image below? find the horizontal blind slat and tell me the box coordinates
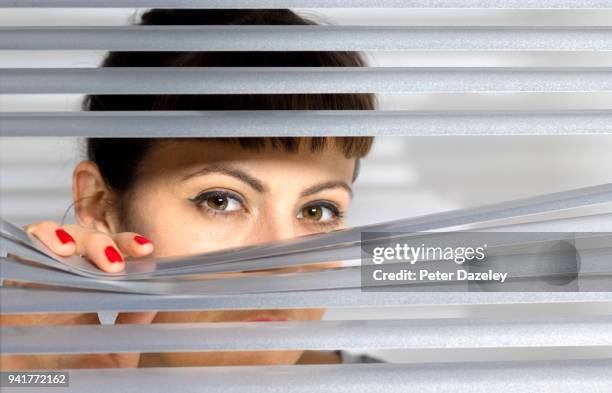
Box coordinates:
[1,0,612,9]
[4,252,612,295]
[2,286,612,314]
[0,26,611,51]
[3,110,612,137]
[0,256,361,295]
[3,316,612,354]
[1,361,609,393]
[2,68,612,94]
[5,225,612,282]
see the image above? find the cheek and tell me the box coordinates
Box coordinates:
[127,192,255,258]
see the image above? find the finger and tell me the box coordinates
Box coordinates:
[111,232,154,259]
[60,224,126,273]
[26,221,76,257]
[77,231,126,273]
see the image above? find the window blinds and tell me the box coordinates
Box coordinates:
[1,2,612,392]
[4,110,612,137]
[1,4,612,136]
[1,0,611,8]
[2,26,611,50]
[2,183,612,391]
[2,360,609,393]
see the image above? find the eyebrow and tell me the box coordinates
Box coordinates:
[300,181,353,199]
[182,165,352,198]
[181,164,266,193]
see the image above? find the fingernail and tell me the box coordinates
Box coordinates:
[55,228,75,244]
[134,235,151,245]
[104,246,124,263]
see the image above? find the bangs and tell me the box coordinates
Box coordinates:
[218,137,373,159]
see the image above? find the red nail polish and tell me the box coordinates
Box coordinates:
[55,228,75,244]
[134,235,150,245]
[104,246,123,263]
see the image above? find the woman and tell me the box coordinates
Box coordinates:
[1,9,376,369]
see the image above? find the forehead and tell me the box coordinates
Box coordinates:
[139,139,356,180]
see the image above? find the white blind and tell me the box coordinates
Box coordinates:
[1,2,612,392]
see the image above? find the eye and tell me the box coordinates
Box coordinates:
[297,202,341,223]
[189,190,243,213]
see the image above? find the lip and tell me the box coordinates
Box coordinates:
[247,317,289,322]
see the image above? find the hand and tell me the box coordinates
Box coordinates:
[25,221,154,273]
[1,221,160,370]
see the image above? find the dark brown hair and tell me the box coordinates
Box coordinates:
[84,9,376,196]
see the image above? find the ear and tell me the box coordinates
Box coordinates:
[72,160,121,234]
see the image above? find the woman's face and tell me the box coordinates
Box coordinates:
[110,139,356,366]
[126,139,355,258]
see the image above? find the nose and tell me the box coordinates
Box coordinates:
[250,212,297,245]
[247,214,303,274]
